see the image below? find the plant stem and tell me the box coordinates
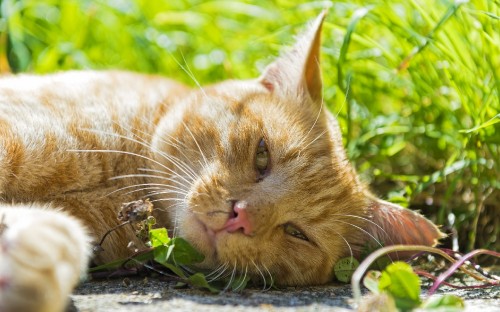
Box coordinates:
[428,249,500,295]
[351,245,495,305]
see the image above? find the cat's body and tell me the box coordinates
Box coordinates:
[0,12,442,312]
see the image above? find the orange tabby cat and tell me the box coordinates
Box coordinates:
[0,11,442,312]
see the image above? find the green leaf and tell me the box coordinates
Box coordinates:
[459,114,500,134]
[363,270,381,294]
[89,249,154,272]
[422,295,465,311]
[149,228,170,248]
[229,275,251,291]
[378,262,421,311]
[166,243,175,261]
[333,257,360,283]
[153,245,171,264]
[169,237,205,265]
[152,236,204,266]
[174,282,188,289]
[188,273,219,293]
[160,261,187,279]
[374,256,392,271]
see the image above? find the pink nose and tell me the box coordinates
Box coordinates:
[223,200,253,235]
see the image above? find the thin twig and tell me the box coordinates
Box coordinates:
[415,269,498,290]
[96,221,131,248]
[428,249,500,295]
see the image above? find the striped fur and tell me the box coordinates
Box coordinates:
[0,11,442,312]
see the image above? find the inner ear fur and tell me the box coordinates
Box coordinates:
[259,10,327,103]
[366,195,445,250]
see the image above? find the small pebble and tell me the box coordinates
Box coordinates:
[122,278,131,287]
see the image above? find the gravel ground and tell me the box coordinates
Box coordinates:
[71,275,499,312]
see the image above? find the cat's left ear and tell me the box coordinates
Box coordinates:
[367,197,446,250]
[259,10,327,103]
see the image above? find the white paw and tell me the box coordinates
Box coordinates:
[0,207,91,312]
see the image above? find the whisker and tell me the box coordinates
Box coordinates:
[121,187,186,199]
[167,50,208,98]
[233,265,248,291]
[298,100,324,148]
[155,150,199,182]
[179,51,208,98]
[103,182,187,198]
[182,123,210,171]
[330,227,353,261]
[298,129,327,156]
[150,198,186,204]
[336,74,351,118]
[74,128,197,184]
[331,213,395,246]
[334,220,387,253]
[251,259,267,291]
[138,167,196,185]
[206,262,229,282]
[110,173,190,190]
[157,132,205,161]
[70,147,195,188]
[180,265,195,275]
[127,125,200,181]
[263,264,274,291]
[145,189,189,199]
[223,262,238,292]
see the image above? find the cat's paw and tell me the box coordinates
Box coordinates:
[0,207,91,312]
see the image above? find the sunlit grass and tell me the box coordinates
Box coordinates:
[1,0,498,254]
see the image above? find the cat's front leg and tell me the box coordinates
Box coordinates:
[0,205,91,312]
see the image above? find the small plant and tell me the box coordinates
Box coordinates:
[349,245,500,311]
[90,199,250,292]
[359,261,464,311]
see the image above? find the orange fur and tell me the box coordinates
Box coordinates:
[0,11,442,311]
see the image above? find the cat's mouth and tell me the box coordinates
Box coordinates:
[187,208,254,260]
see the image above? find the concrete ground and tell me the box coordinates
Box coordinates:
[71,275,499,312]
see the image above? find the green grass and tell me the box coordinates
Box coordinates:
[1,0,498,254]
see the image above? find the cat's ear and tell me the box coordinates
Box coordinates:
[259,10,327,103]
[366,197,445,250]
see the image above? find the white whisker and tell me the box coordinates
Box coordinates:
[223,262,238,292]
[125,125,200,181]
[110,173,190,190]
[331,213,394,245]
[206,262,229,282]
[167,51,208,98]
[263,264,274,291]
[138,168,196,185]
[336,74,351,118]
[298,129,327,156]
[233,265,248,291]
[103,182,187,198]
[334,220,386,252]
[75,128,197,184]
[182,123,210,171]
[150,198,186,204]
[145,189,189,199]
[298,100,324,148]
[251,259,267,291]
[330,226,353,260]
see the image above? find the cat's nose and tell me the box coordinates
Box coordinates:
[223,200,253,236]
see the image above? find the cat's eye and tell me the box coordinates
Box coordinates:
[284,223,308,241]
[255,138,270,179]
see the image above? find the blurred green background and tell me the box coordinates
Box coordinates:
[0,0,498,255]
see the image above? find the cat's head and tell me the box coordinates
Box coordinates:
[151,11,443,286]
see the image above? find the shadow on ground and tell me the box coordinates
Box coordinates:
[71,275,499,312]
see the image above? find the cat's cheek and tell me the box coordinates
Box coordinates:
[177,213,218,264]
